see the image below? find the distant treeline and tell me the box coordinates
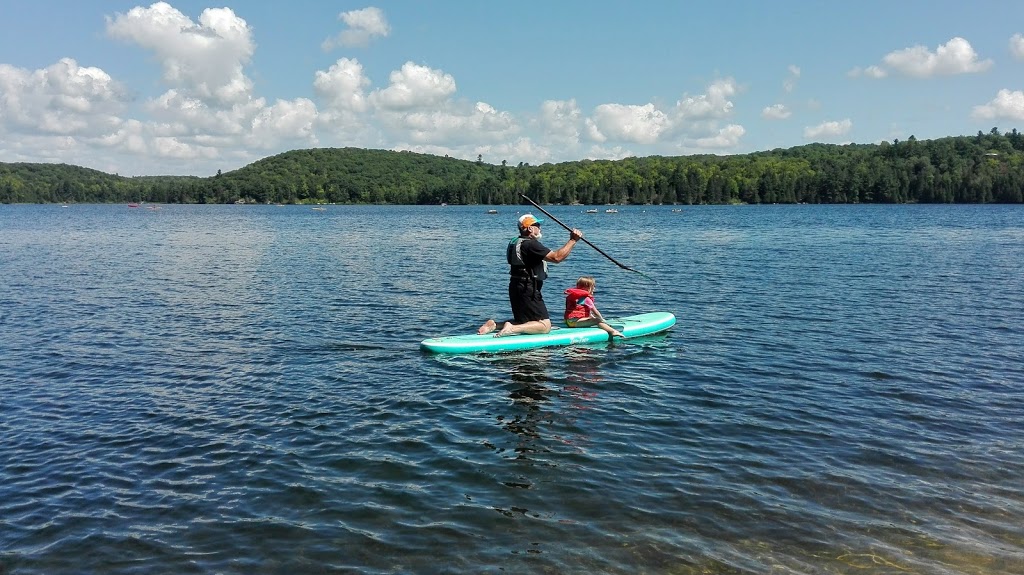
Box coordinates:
[3,128,1024,205]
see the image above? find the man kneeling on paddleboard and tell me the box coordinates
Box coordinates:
[478,213,584,337]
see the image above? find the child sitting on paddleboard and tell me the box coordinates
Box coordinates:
[564,276,624,339]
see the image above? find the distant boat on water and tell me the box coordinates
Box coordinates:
[605,208,619,214]
[486,209,498,214]
[127,203,140,208]
[585,209,598,214]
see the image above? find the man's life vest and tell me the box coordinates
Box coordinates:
[507,237,547,280]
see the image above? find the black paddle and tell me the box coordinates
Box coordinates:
[519,194,656,283]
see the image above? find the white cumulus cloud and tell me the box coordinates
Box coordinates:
[674,77,737,119]
[864,65,887,79]
[693,124,745,148]
[250,98,318,148]
[784,65,800,92]
[314,58,371,113]
[323,7,390,50]
[589,103,669,145]
[762,104,791,120]
[585,144,634,161]
[0,58,126,136]
[573,78,742,152]
[1010,34,1024,60]
[106,2,256,106]
[371,62,457,111]
[848,65,888,78]
[857,37,993,79]
[152,136,217,160]
[804,119,852,140]
[94,119,149,154]
[538,99,583,144]
[383,101,517,146]
[972,89,1024,120]
[145,89,265,136]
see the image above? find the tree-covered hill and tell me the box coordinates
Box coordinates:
[3,129,1023,205]
[210,147,495,205]
[0,162,199,204]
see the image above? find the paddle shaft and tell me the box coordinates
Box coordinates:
[519,194,652,280]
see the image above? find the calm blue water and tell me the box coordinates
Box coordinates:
[2,203,1023,574]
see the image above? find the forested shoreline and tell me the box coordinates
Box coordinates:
[3,129,1023,205]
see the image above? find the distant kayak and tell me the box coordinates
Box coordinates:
[420,312,675,354]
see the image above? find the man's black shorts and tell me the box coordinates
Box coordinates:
[508,278,549,323]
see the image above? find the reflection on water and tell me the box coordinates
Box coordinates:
[503,372,555,465]
[492,354,558,473]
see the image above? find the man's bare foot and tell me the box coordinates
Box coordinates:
[477,319,497,335]
[494,322,516,337]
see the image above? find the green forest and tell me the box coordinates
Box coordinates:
[3,128,1024,205]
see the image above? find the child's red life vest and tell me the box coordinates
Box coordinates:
[564,287,593,321]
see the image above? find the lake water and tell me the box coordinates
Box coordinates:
[1,203,1023,574]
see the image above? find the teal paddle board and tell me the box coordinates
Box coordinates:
[420,312,676,354]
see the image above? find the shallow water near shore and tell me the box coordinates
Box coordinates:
[2,203,1023,574]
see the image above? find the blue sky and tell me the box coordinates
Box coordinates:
[2,1,1024,176]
